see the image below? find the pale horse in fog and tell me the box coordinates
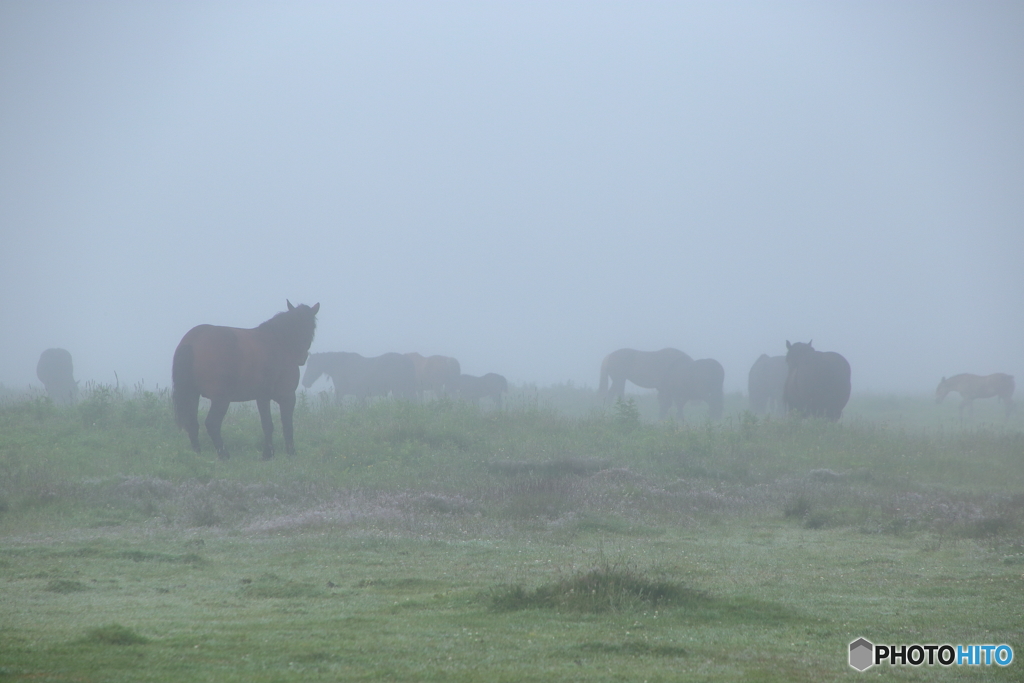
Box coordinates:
[936,373,1014,419]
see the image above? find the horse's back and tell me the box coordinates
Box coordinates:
[36,348,74,382]
[604,348,692,390]
[785,349,851,420]
[748,354,787,413]
[36,348,77,404]
[175,324,294,400]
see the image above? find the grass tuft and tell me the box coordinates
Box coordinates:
[490,561,703,613]
[239,573,327,599]
[44,579,88,593]
[80,624,149,646]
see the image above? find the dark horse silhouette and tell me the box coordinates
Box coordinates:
[598,348,693,403]
[457,373,508,408]
[660,358,725,421]
[783,340,851,421]
[302,351,417,402]
[172,301,319,460]
[936,373,1014,419]
[36,348,78,405]
[747,354,787,415]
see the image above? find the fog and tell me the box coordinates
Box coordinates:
[2,2,1021,396]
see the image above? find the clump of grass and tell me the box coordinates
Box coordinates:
[45,579,88,593]
[614,397,641,431]
[80,624,149,645]
[498,476,577,519]
[490,561,703,613]
[239,573,326,599]
[576,641,689,657]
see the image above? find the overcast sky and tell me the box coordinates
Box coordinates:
[1,1,1021,395]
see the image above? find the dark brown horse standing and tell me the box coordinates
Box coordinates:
[936,373,1015,419]
[598,348,693,401]
[660,358,725,421]
[456,372,509,408]
[783,340,851,421]
[172,301,320,459]
[747,354,787,416]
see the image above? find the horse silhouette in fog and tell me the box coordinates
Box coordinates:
[302,351,417,402]
[783,340,851,421]
[748,354,787,416]
[660,358,725,422]
[456,373,508,408]
[598,348,693,402]
[172,301,319,460]
[405,353,461,399]
[36,348,78,405]
[936,373,1014,419]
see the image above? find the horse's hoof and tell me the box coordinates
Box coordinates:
[217,449,230,461]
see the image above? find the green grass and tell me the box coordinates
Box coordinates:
[0,384,1022,681]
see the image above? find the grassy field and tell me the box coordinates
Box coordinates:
[1,384,1022,681]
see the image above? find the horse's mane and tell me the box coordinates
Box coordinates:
[257,306,318,352]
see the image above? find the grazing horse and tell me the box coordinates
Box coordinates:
[457,373,508,408]
[172,301,319,460]
[36,348,78,405]
[302,351,417,402]
[783,340,851,421]
[748,354,788,416]
[660,358,725,421]
[936,373,1014,419]
[598,348,693,401]
[405,353,461,399]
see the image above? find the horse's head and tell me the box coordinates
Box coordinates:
[935,377,949,404]
[785,340,814,368]
[282,300,320,357]
[301,352,328,388]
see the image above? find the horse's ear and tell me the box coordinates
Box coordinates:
[808,339,813,347]
[786,340,791,350]
[311,302,320,314]
[287,300,295,311]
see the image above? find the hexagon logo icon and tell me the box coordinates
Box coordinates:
[849,638,874,671]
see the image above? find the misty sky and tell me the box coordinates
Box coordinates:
[2,1,1022,395]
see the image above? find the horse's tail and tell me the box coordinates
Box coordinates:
[598,355,610,396]
[172,343,197,430]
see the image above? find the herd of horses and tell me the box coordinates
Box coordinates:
[300,351,507,408]
[31,302,1017,460]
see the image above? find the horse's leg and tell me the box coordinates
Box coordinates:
[657,391,672,421]
[256,398,275,460]
[278,393,297,456]
[205,399,231,460]
[182,394,202,453]
[610,378,626,402]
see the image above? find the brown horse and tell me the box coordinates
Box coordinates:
[747,354,787,416]
[172,301,319,460]
[660,358,725,421]
[405,353,461,399]
[302,351,417,402]
[457,373,508,408]
[783,340,851,421]
[936,373,1015,419]
[598,348,693,401]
